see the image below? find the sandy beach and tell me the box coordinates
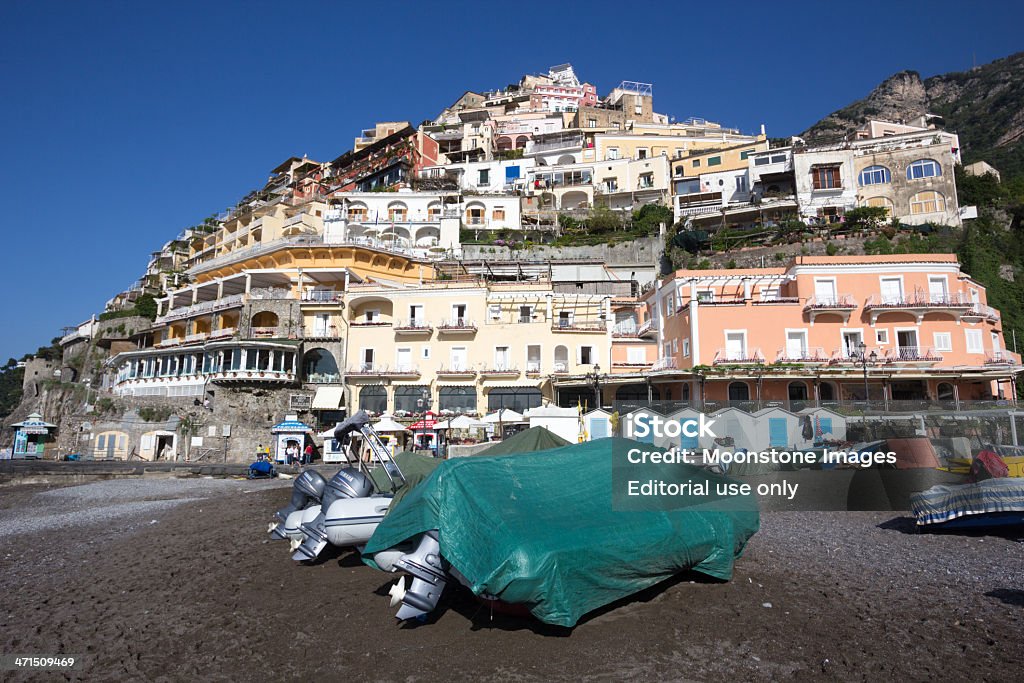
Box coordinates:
[2,475,1022,682]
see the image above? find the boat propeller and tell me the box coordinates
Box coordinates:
[389,576,407,607]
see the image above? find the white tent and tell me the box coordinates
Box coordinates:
[373,413,412,433]
[482,408,524,424]
[435,414,488,430]
[524,405,580,443]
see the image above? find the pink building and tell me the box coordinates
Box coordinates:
[639,254,1020,405]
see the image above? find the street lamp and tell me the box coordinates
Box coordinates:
[588,363,602,411]
[857,341,878,405]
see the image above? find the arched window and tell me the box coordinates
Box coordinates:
[387,201,408,221]
[302,348,339,382]
[863,196,894,217]
[553,345,569,372]
[438,386,477,414]
[614,384,661,402]
[819,382,836,402]
[728,382,750,402]
[858,165,891,186]
[907,159,941,180]
[788,381,809,401]
[910,191,946,215]
[488,387,542,413]
[395,385,430,414]
[937,382,955,401]
[358,385,387,414]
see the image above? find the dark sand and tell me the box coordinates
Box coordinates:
[2,479,1022,682]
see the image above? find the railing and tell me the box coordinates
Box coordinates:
[803,294,857,310]
[157,293,244,323]
[207,369,295,383]
[528,135,584,153]
[864,289,971,309]
[884,346,943,362]
[393,319,433,332]
[676,191,723,206]
[346,364,420,376]
[350,319,391,327]
[301,290,343,303]
[303,327,340,339]
[552,321,607,332]
[612,321,639,337]
[965,303,999,321]
[637,319,655,337]
[552,362,569,373]
[830,347,881,363]
[713,348,765,364]
[652,357,677,371]
[986,350,1019,365]
[250,327,278,338]
[436,365,477,376]
[305,372,341,384]
[184,333,209,344]
[208,327,236,339]
[775,347,829,363]
[438,318,477,331]
[479,365,520,375]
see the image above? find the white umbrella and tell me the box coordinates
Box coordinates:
[373,413,412,433]
[482,408,523,424]
[437,415,488,430]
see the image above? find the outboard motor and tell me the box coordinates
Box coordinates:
[292,467,374,561]
[388,530,449,621]
[268,469,327,540]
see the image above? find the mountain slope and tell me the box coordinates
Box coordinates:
[803,51,1024,179]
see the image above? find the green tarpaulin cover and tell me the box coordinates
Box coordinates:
[367,451,442,510]
[474,426,571,456]
[363,438,760,627]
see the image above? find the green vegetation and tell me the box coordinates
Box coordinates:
[99,293,157,322]
[138,405,174,422]
[0,359,24,418]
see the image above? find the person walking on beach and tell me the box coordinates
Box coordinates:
[303,443,313,466]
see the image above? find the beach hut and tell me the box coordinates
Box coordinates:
[796,407,847,446]
[271,416,315,463]
[666,406,708,451]
[620,405,663,445]
[9,413,56,459]
[751,407,802,451]
[706,407,759,452]
[583,409,612,441]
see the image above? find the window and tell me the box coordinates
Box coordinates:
[467,207,485,224]
[675,148,684,158]
[396,347,413,371]
[664,291,676,315]
[526,345,541,372]
[637,148,648,159]
[864,196,893,216]
[494,346,511,369]
[451,304,466,324]
[359,385,387,413]
[697,290,715,303]
[603,178,618,192]
[558,311,573,328]
[478,169,489,186]
[348,206,367,222]
[422,347,431,360]
[438,386,476,414]
[875,329,889,344]
[449,346,467,371]
[553,345,569,372]
[607,147,619,160]
[682,339,690,357]
[492,208,505,221]
[937,383,955,401]
[692,159,701,168]
[811,165,841,190]
[519,305,533,323]
[965,329,983,354]
[841,330,863,357]
[627,347,645,364]
[365,309,379,323]
[663,342,672,358]
[770,154,787,164]
[910,191,945,215]
[728,382,750,401]
[428,205,441,219]
[409,304,424,324]
[735,176,748,193]
[361,348,375,370]
[786,330,808,359]
[740,150,751,160]
[907,159,941,180]
[488,304,501,321]
[933,332,952,352]
[587,118,597,128]
[858,165,891,186]
[388,206,407,221]
[707,156,722,167]
[753,156,769,166]
[638,173,654,189]
[395,386,430,413]
[579,346,594,365]
[487,387,542,413]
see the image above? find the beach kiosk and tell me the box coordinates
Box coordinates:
[9,413,56,459]
[271,416,315,464]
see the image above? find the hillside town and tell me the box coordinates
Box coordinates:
[7,63,1019,462]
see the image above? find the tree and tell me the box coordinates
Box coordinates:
[133,294,158,320]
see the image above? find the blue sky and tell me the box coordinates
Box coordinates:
[1,0,1021,362]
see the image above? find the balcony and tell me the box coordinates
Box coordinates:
[883,346,943,363]
[436,366,477,379]
[652,357,677,371]
[637,319,656,338]
[552,320,607,333]
[250,326,279,339]
[183,332,209,345]
[208,327,237,340]
[208,369,296,384]
[350,319,391,327]
[303,326,341,340]
[437,318,477,333]
[829,348,879,365]
[962,303,999,323]
[157,293,244,324]
[393,319,433,334]
[712,348,766,365]
[301,290,344,303]
[612,321,640,337]
[155,337,183,348]
[863,289,971,323]
[775,347,829,364]
[804,294,857,311]
[345,364,421,379]
[479,365,520,378]
[985,351,1018,366]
